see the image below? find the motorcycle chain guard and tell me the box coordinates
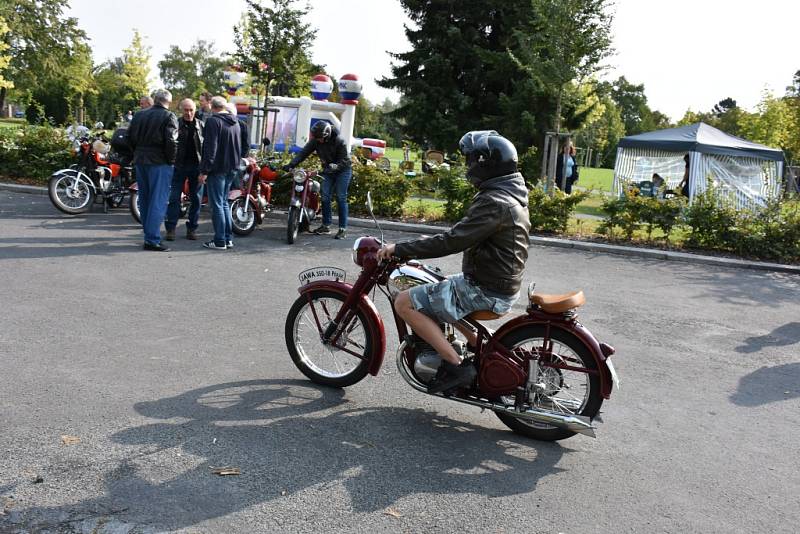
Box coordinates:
[478,351,527,397]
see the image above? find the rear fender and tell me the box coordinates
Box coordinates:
[298,280,386,376]
[489,314,614,399]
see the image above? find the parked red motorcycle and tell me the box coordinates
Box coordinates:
[230,157,278,236]
[48,126,134,215]
[285,167,322,244]
[285,194,619,441]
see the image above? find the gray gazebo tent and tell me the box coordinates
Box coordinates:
[613,122,785,208]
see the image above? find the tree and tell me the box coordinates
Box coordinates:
[599,76,671,135]
[379,2,540,151]
[158,40,227,98]
[0,16,12,92]
[121,30,151,103]
[573,81,625,167]
[233,0,317,98]
[510,0,613,191]
[0,0,90,116]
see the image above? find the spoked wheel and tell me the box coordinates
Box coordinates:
[493,326,603,441]
[48,172,95,214]
[287,205,300,244]
[129,190,141,223]
[231,197,256,236]
[285,290,372,387]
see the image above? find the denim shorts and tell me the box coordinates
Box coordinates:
[408,273,518,324]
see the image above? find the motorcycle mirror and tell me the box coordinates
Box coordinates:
[365,192,385,245]
[94,122,104,130]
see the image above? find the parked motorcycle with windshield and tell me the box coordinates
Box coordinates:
[284,193,619,441]
[48,123,135,215]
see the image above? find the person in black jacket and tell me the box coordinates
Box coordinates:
[128,89,179,251]
[165,98,204,241]
[378,131,531,394]
[555,142,579,194]
[198,96,242,250]
[283,121,352,239]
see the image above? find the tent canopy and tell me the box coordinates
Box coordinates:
[617,122,784,162]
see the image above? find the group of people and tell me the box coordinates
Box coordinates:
[126,88,354,251]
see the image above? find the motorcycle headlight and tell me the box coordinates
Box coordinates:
[352,236,381,267]
[293,169,306,184]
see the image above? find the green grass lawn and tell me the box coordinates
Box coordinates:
[576,167,614,193]
[0,118,24,130]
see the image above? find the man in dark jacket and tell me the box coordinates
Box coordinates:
[378,131,531,393]
[198,96,241,250]
[128,89,179,251]
[165,98,204,241]
[283,121,352,239]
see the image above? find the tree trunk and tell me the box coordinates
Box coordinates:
[0,86,6,118]
[546,87,563,197]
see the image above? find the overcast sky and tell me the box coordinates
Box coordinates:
[66,0,799,121]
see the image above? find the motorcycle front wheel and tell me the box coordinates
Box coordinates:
[231,197,256,236]
[287,205,301,244]
[129,190,141,224]
[48,172,95,214]
[285,290,372,387]
[493,325,603,441]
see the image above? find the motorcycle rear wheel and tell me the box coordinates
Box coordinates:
[48,172,94,214]
[129,190,141,224]
[231,197,256,235]
[493,325,603,441]
[285,290,371,388]
[287,205,301,244]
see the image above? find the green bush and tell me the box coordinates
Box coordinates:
[349,161,412,217]
[599,188,685,241]
[683,184,738,249]
[438,167,475,221]
[518,145,539,187]
[529,187,589,233]
[0,124,73,181]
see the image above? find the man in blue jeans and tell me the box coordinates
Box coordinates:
[165,98,204,241]
[283,121,352,239]
[128,89,179,251]
[198,96,241,250]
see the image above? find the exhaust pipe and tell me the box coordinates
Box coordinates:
[396,342,597,438]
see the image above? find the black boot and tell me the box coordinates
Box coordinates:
[428,360,477,394]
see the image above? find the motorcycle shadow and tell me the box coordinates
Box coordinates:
[6,379,567,531]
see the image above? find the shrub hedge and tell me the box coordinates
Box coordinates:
[0,124,73,181]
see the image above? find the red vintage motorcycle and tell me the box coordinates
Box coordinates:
[48,130,134,215]
[285,167,322,244]
[230,157,278,236]
[285,194,619,441]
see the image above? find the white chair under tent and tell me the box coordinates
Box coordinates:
[613,122,785,210]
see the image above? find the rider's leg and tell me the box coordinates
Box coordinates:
[394,291,460,364]
[453,322,478,348]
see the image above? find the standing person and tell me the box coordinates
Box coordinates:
[128,88,178,252]
[197,92,213,122]
[139,95,154,110]
[283,121,352,239]
[165,98,204,241]
[555,141,578,194]
[198,96,241,250]
[377,130,531,393]
[678,154,691,197]
[225,102,251,191]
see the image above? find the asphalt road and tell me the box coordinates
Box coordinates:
[1,192,798,534]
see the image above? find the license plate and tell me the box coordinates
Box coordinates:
[298,266,346,285]
[605,357,620,390]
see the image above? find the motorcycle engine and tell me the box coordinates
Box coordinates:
[412,339,466,385]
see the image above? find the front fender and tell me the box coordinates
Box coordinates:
[53,168,97,194]
[489,314,615,399]
[298,280,386,376]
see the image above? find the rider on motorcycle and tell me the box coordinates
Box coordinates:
[283,121,352,239]
[377,131,531,393]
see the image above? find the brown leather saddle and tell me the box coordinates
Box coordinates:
[467,290,586,321]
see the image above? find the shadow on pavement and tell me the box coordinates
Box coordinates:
[3,379,565,532]
[735,322,800,354]
[730,362,800,407]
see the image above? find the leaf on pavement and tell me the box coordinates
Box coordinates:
[211,466,241,476]
[61,435,80,445]
[383,508,401,518]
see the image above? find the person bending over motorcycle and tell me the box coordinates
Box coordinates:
[377,131,531,394]
[283,121,352,239]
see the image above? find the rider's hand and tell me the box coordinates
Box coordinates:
[327,163,339,172]
[198,174,207,185]
[377,243,395,261]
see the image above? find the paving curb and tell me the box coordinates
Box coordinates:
[3,182,798,274]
